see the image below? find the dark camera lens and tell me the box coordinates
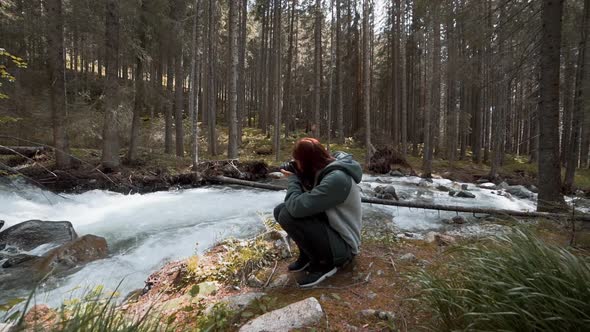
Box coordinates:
[279,160,297,173]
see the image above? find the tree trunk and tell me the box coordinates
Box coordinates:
[313,0,322,138]
[101,0,120,170]
[44,0,71,169]
[189,0,200,170]
[335,0,344,144]
[363,0,371,165]
[538,0,566,211]
[564,0,590,193]
[128,0,148,163]
[207,0,217,156]
[272,0,282,161]
[423,1,440,177]
[165,53,175,154]
[283,0,297,138]
[228,0,239,159]
[173,0,186,158]
[237,0,247,144]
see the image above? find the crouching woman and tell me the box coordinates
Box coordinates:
[273,138,362,288]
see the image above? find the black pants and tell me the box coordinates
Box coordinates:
[274,203,352,269]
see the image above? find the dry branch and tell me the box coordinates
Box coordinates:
[209,176,590,222]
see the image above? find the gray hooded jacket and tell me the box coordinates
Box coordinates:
[284,152,363,254]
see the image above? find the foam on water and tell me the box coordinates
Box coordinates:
[0,185,285,306]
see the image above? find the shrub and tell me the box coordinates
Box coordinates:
[411,229,590,331]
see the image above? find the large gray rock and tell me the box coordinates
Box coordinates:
[0,220,77,251]
[239,297,324,332]
[506,185,534,199]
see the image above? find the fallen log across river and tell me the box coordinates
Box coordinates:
[209,176,590,222]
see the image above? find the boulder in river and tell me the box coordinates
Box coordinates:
[389,170,405,177]
[33,235,108,274]
[436,185,451,192]
[456,191,476,198]
[505,185,534,199]
[0,220,77,251]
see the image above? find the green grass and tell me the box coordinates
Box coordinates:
[411,229,590,331]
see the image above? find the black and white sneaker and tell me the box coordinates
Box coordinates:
[288,257,310,272]
[297,267,338,288]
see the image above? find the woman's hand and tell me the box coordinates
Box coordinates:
[280,169,295,177]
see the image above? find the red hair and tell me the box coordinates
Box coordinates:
[292,138,334,187]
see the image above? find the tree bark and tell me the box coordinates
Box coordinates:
[173,0,186,158]
[101,0,120,170]
[128,0,148,163]
[44,0,71,169]
[363,0,371,165]
[313,0,322,138]
[228,0,239,159]
[272,0,282,161]
[189,0,200,170]
[564,0,590,193]
[538,0,566,211]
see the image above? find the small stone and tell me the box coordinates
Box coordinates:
[192,281,219,297]
[366,291,377,300]
[498,181,510,189]
[381,193,395,200]
[320,294,329,302]
[374,186,384,194]
[403,232,415,238]
[247,275,264,288]
[377,311,395,321]
[418,179,432,188]
[360,309,377,317]
[389,170,404,177]
[343,323,359,332]
[219,292,266,312]
[435,234,456,246]
[451,216,467,224]
[377,270,384,276]
[461,184,469,191]
[456,191,476,198]
[375,177,388,183]
[448,190,457,197]
[442,218,453,225]
[436,185,451,192]
[528,185,538,193]
[399,253,417,262]
[239,297,324,332]
[269,274,290,288]
[476,178,490,184]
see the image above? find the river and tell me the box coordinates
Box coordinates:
[0,175,580,308]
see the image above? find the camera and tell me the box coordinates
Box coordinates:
[279,160,298,174]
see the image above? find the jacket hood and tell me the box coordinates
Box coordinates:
[319,151,363,184]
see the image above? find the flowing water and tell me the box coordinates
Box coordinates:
[0,175,583,308]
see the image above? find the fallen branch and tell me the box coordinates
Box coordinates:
[209,176,590,222]
[0,146,48,157]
